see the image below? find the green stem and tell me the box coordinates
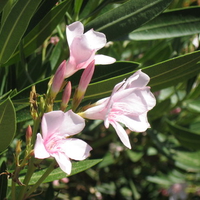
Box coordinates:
[17,158,37,200]
[18,118,41,200]
[11,180,16,200]
[23,160,56,199]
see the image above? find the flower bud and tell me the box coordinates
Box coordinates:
[15,140,22,166]
[60,81,72,111]
[26,125,32,145]
[16,140,22,155]
[50,60,67,99]
[72,60,95,111]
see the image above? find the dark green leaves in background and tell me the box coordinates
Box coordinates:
[0,0,42,65]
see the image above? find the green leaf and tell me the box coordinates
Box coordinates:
[8,159,102,186]
[85,51,200,100]
[129,7,200,40]
[184,100,200,113]
[0,0,42,65]
[85,0,173,41]
[143,50,200,92]
[25,0,58,35]
[172,149,200,172]
[166,119,200,150]
[5,0,71,66]
[126,150,143,162]
[74,0,83,15]
[0,0,14,25]
[0,98,16,152]
[0,0,11,14]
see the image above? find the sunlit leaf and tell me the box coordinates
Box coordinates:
[85,51,200,100]
[85,0,173,41]
[129,7,200,40]
[8,159,102,186]
[172,149,200,172]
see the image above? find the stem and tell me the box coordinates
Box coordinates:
[18,118,40,200]
[24,160,56,199]
[11,180,16,200]
[17,158,36,200]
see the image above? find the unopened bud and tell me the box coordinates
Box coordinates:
[72,60,95,111]
[16,140,22,155]
[15,140,22,166]
[26,125,32,145]
[50,60,67,99]
[61,81,71,111]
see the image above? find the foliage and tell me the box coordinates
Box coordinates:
[1,0,200,199]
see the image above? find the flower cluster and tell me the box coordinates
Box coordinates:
[34,21,156,175]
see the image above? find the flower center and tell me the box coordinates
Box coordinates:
[45,134,64,153]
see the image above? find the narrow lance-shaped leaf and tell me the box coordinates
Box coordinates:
[0,0,42,65]
[172,149,200,172]
[0,0,11,15]
[5,0,71,66]
[129,7,200,40]
[85,50,200,100]
[0,98,16,152]
[85,0,173,41]
[166,119,200,150]
[8,159,102,186]
[143,50,200,92]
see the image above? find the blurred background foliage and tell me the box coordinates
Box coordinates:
[1,0,200,199]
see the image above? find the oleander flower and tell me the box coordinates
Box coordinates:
[34,110,92,174]
[65,21,115,78]
[80,70,156,149]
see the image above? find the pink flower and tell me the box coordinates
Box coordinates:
[34,110,92,174]
[65,21,116,78]
[80,70,156,149]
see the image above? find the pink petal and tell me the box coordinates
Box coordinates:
[82,102,107,120]
[94,55,116,65]
[113,88,155,113]
[122,70,150,89]
[116,114,150,132]
[62,138,92,160]
[66,21,84,47]
[34,133,50,159]
[42,111,65,139]
[53,152,72,174]
[70,37,94,65]
[111,121,131,149]
[59,110,85,136]
[84,29,107,50]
